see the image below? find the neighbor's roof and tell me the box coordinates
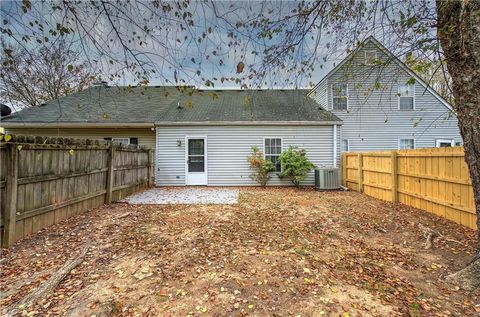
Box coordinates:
[1,87,341,127]
[0,86,183,127]
[155,89,341,125]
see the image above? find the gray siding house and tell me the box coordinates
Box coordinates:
[309,36,461,153]
[1,89,341,186]
[154,91,341,186]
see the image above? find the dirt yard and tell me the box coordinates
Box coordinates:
[1,188,479,316]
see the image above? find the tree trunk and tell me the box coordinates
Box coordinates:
[436,0,480,290]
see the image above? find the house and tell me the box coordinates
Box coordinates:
[1,88,342,186]
[308,36,461,152]
[1,36,462,186]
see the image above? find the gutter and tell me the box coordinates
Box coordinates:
[154,120,343,126]
[0,122,155,128]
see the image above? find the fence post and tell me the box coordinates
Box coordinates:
[391,151,398,203]
[358,153,363,193]
[342,153,347,187]
[147,149,153,186]
[105,144,115,204]
[3,143,18,247]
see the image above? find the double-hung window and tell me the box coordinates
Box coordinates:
[399,139,415,150]
[264,138,282,172]
[341,139,349,152]
[104,137,138,145]
[398,83,415,110]
[332,84,348,110]
[436,139,454,147]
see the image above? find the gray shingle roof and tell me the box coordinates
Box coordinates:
[1,86,183,124]
[156,89,341,123]
[1,86,341,125]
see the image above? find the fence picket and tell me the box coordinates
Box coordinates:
[0,135,151,246]
[342,147,476,229]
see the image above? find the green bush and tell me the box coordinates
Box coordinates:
[278,147,315,187]
[247,146,275,187]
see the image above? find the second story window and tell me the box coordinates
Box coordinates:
[364,50,378,65]
[332,84,348,110]
[398,83,415,110]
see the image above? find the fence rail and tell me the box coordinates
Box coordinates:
[0,135,153,246]
[342,147,476,229]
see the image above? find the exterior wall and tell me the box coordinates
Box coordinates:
[310,41,462,152]
[155,125,340,186]
[4,128,156,149]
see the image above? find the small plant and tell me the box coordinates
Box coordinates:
[247,146,275,187]
[278,146,315,187]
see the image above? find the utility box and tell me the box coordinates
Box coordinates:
[315,168,340,190]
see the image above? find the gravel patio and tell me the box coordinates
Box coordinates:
[0,188,478,316]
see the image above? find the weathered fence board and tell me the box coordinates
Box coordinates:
[342,147,476,230]
[0,135,152,246]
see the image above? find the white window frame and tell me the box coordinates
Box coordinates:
[364,50,378,65]
[112,138,130,145]
[436,139,454,147]
[398,83,415,110]
[341,139,350,152]
[263,137,283,172]
[398,138,415,150]
[331,83,348,111]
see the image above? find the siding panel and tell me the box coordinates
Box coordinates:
[155,125,339,186]
[310,41,461,152]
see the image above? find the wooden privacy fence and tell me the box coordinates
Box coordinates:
[0,135,153,247]
[342,147,476,229]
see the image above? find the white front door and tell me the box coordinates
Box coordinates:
[186,137,207,185]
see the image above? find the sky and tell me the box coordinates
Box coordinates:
[1,0,438,91]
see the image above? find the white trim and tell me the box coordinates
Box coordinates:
[1,122,155,128]
[436,138,454,147]
[364,50,378,65]
[263,137,283,172]
[398,138,415,150]
[331,83,349,111]
[397,82,415,110]
[155,121,342,126]
[333,125,338,167]
[184,135,208,185]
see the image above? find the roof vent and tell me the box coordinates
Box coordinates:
[93,81,109,87]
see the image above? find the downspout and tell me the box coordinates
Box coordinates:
[333,124,338,167]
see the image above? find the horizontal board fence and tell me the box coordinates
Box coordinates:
[342,147,476,230]
[0,135,153,247]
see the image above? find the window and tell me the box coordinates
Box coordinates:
[398,83,415,110]
[104,137,138,145]
[455,141,462,146]
[436,139,454,147]
[399,139,415,150]
[332,84,348,110]
[264,138,282,172]
[341,139,349,152]
[364,50,378,65]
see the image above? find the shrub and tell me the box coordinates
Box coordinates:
[247,146,275,187]
[278,146,316,187]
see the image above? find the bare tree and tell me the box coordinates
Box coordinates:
[1,38,97,108]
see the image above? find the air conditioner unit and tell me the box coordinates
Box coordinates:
[315,168,340,190]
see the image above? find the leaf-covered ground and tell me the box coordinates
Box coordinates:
[1,188,479,316]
